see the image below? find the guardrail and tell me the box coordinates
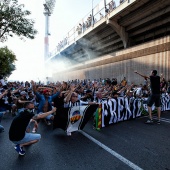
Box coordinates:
[46,0,128,62]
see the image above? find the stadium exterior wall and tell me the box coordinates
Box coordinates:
[52,36,170,84]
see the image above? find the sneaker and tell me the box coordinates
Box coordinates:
[157,120,161,124]
[14,144,25,156]
[47,121,51,126]
[44,119,51,126]
[145,119,153,124]
[32,127,37,133]
[67,132,72,136]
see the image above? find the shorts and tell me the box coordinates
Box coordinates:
[12,132,41,145]
[147,94,161,107]
[45,114,54,120]
[38,112,54,120]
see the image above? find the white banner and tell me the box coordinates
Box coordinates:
[101,94,170,127]
[66,105,88,133]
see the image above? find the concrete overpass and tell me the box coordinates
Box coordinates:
[46,0,170,82]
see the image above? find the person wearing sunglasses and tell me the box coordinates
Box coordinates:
[64,85,97,136]
[9,102,56,156]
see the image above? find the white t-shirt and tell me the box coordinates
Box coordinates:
[134,87,142,97]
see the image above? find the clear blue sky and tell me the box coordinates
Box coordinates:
[0,0,119,81]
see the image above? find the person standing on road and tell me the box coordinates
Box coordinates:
[9,102,56,156]
[134,70,161,124]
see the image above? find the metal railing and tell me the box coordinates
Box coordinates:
[47,0,128,61]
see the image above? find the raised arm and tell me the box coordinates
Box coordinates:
[0,90,8,99]
[118,84,128,94]
[32,107,57,120]
[11,86,22,94]
[18,99,29,104]
[160,73,164,81]
[134,71,149,79]
[31,80,37,93]
[64,85,76,104]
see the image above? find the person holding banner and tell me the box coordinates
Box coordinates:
[134,70,161,124]
[64,85,97,108]
[64,85,97,136]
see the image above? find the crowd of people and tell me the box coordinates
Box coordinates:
[0,70,170,155]
[55,0,127,53]
[105,0,116,14]
[56,37,68,52]
[56,0,117,52]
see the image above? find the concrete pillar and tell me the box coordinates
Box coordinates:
[106,19,129,48]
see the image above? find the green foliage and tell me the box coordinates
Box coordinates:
[0,46,17,77]
[0,0,38,42]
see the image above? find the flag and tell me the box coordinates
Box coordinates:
[53,105,98,133]
[94,104,102,131]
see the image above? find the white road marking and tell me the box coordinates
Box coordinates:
[80,130,143,170]
[138,115,170,123]
[153,116,170,123]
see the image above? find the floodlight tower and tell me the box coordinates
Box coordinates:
[43,0,56,84]
[43,0,56,61]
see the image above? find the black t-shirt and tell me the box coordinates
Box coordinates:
[7,92,13,104]
[81,96,94,102]
[150,75,160,94]
[9,110,34,141]
[53,94,65,108]
[17,97,28,109]
[0,98,6,107]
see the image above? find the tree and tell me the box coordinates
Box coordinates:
[0,46,17,78]
[0,0,37,42]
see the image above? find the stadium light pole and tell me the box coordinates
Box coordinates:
[43,0,56,83]
[43,0,56,61]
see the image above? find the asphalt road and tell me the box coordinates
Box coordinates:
[0,111,170,170]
